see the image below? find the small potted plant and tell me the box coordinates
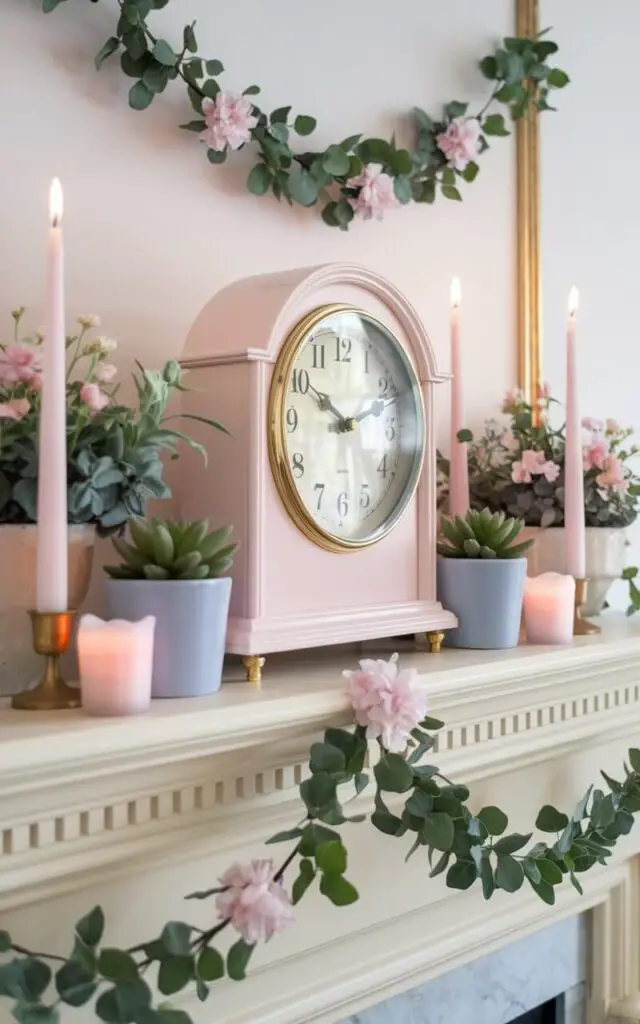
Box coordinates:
[437,508,533,649]
[104,518,237,697]
[438,387,640,615]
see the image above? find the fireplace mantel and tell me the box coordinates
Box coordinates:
[2,620,640,1023]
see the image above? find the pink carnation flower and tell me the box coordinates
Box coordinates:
[201,91,258,152]
[0,344,42,385]
[94,362,117,384]
[511,461,531,484]
[581,417,603,434]
[0,397,30,421]
[436,117,481,172]
[216,860,294,945]
[596,455,628,492]
[541,460,560,483]
[583,441,608,471]
[344,653,427,753]
[521,449,547,474]
[347,163,398,222]
[80,382,108,414]
[501,388,524,413]
[605,418,620,435]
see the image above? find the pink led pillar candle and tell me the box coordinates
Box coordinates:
[523,573,575,645]
[78,615,156,716]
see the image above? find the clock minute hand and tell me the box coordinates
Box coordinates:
[354,396,397,423]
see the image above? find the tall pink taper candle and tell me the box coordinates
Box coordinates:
[449,276,469,517]
[563,286,585,579]
[36,179,68,612]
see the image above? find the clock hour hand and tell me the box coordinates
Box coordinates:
[308,383,346,423]
[354,396,397,423]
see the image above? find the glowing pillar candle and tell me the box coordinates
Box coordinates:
[448,276,469,517]
[523,573,575,645]
[36,179,68,613]
[564,287,586,579]
[78,615,156,716]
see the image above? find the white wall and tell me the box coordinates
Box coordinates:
[542,0,640,605]
[0,0,515,429]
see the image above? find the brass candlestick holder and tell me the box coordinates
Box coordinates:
[11,610,81,711]
[573,579,601,637]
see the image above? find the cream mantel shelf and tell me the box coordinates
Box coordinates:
[3,620,640,1024]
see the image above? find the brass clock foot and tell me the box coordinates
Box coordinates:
[427,631,445,654]
[243,655,265,685]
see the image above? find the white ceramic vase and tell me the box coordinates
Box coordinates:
[523,526,627,616]
[0,524,96,696]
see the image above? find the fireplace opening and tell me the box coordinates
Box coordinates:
[513,993,566,1023]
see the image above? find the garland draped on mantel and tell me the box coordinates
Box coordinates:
[42,0,569,228]
[1,653,637,1024]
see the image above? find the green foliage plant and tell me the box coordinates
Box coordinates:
[41,2,569,229]
[0,310,226,535]
[105,519,237,581]
[438,508,534,560]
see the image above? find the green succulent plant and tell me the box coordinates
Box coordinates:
[104,518,237,580]
[437,507,534,559]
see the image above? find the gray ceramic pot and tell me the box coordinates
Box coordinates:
[436,556,527,650]
[105,577,232,697]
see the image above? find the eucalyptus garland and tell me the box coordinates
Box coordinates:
[42,0,569,229]
[1,654,637,1024]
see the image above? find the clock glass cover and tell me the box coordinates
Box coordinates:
[269,305,426,550]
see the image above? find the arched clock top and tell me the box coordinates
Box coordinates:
[181,263,447,385]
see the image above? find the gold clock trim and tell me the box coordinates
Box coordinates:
[267,303,426,553]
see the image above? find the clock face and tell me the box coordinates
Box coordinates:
[269,305,425,550]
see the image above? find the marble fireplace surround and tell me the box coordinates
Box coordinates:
[3,622,640,1023]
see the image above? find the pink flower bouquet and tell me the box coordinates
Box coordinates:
[438,387,640,529]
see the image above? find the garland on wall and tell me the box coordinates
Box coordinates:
[42,0,569,228]
[1,654,638,1024]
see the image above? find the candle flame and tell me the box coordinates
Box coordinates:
[450,276,462,309]
[568,286,579,318]
[49,178,63,227]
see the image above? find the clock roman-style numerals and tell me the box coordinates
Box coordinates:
[286,407,298,433]
[312,343,325,369]
[334,336,352,363]
[291,369,309,394]
[313,483,325,510]
[292,453,304,478]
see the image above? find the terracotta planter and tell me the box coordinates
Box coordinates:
[0,525,96,697]
[522,526,627,616]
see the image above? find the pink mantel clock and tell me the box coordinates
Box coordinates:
[179,263,456,682]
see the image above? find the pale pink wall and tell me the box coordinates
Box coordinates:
[0,0,515,424]
[0,0,516,603]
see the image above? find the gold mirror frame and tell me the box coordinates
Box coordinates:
[516,0,541,423]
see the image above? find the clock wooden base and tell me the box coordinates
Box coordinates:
[179,262,457,669]
[226,600,457,656]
